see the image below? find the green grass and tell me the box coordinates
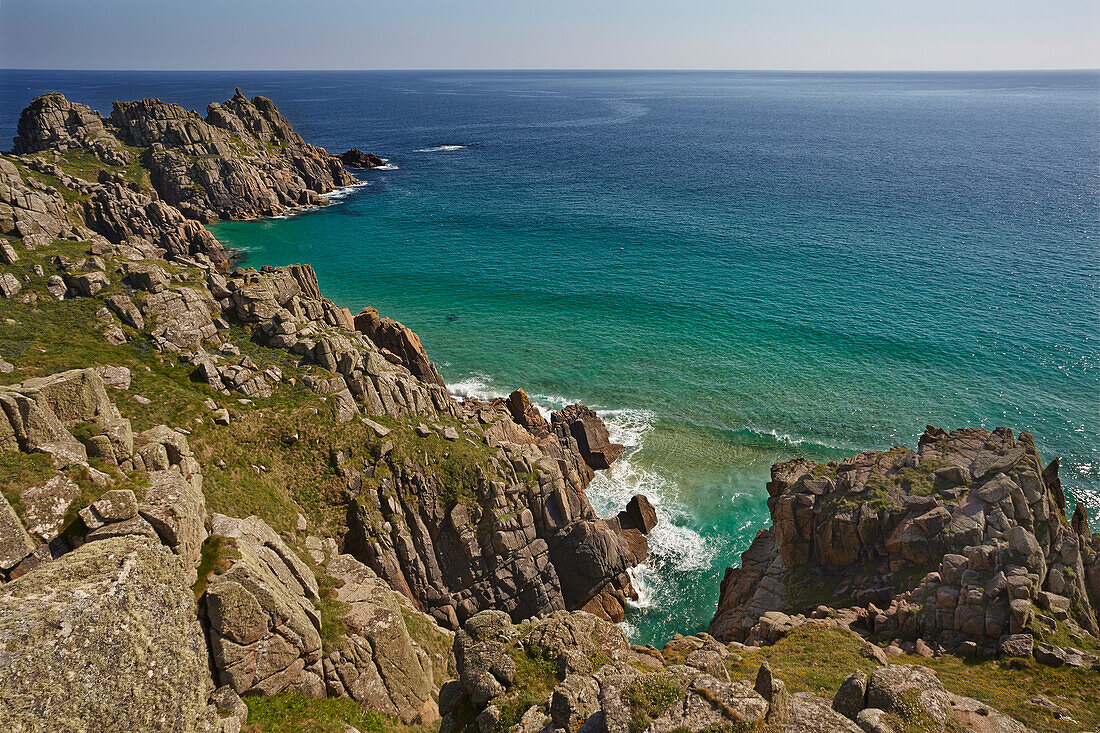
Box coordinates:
[723,625,1100,733]
[0,451,56,516]
[621,673,686,733]
[243,692,434,733]
[726,625,877,697]
[315,572,351,651]
[30,145,152,191]
[495,645,558,731]
[193,535,241,600]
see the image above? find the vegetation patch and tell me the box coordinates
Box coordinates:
[496,644,558,731]
[243,691,434,733]
[0,450,57,516]
[621,672,686,733]
[316,572,351,652]
[722,625,1100,733]
[193,535,240,600]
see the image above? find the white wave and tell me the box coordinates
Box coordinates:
[585,407,714,622]
[373,163,399,170]
[322,181,369,203]
[415,144,467,153]
[447,373,501,402]
[741,425,849,451]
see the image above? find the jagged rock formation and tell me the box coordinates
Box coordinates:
[340,148,386,169]
[711,426,1099,662]
[5,89,363,271]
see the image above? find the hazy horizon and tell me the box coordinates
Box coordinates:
[2,0,1097,72]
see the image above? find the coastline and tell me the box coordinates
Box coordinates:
[0,83,1097,733]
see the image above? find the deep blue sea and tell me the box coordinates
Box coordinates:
[3,69,1098,645]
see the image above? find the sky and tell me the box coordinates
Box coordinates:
[1,0,1098,71]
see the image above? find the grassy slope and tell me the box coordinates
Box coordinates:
[725,626,1099,733]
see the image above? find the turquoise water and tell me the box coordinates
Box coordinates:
[4,70,1098,645]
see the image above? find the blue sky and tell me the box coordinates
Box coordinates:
[2,0,1097,71]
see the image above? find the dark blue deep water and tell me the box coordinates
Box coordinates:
[3,69,1098,645]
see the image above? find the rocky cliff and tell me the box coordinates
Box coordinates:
[710,426,1099,665]
[0,91,658,732]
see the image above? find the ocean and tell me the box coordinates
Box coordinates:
[2,69,1097,646]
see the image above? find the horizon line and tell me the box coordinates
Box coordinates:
[3,67,1099,74]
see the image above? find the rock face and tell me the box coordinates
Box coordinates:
[551,404,626,470]
[204,514,325,698]
[322,553,443,723]
[0,536,214,732]
[345,390,649,629]
[353,306,447,388]
[711,426,1099,653]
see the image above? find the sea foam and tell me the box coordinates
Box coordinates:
[444,372,713,629]
[415,144,467,153]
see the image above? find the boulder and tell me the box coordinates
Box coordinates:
[833,670,868,720]
[204,514,324,698]
[865,665,951,731]
[0,492,36,573]
[0,536,213,731]
[551,404,625,470]
[321,554,442,723]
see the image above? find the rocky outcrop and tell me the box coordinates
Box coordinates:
[6,90,359,271]
[353,306,446,388]
[0,157,77,240]
[322,553,445,723]
[345,391,650,628]
[339,148,385,169]
[442,609,1033,733]
[203,513,325,698]
[107,90,355,222]
[12,92,128,164]
[551,404,625,470]
[0,89,662,727]
[710,426,1099,657]
[0,535,216,732]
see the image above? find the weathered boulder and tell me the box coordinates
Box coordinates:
[204,514,324,698]
[865,664,951,731]
[0,536,213,731]
[321,554,444,723]
[12,92,128,164]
